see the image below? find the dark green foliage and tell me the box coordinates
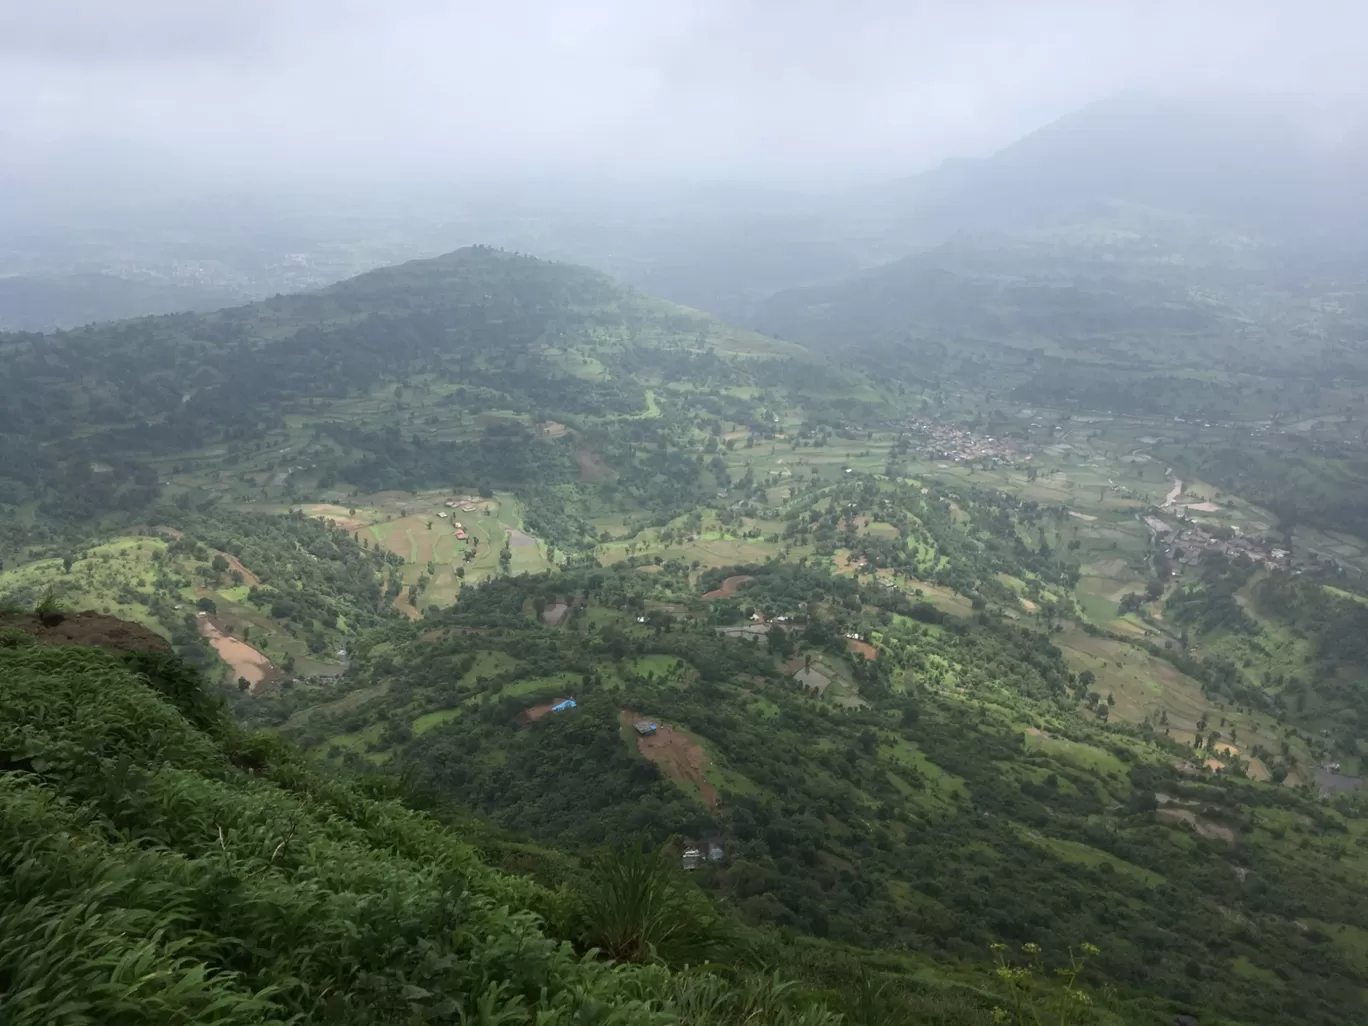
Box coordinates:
[1164,553,1260,636]
[576,842,735,965]
[413,692,708,847]
[313,559,1368,1026]
[0,644,861,1026]
[0,248,780,531]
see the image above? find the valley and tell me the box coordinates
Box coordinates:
[6,221,1368,1026]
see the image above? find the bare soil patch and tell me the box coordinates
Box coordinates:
[1,612,170,654]
[507,529,538,548]
[197,616,277,693]
[846,638,878,660]
[621,710,718,809]
[305,504,368,532]
[575,448,612,482]
[392,593,422,620]
[520,700,570,725]
[541,601,570,626]
[702,575,754,600]
[314,514,367,532]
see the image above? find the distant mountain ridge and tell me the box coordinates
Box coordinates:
[855,91,1368,249]
[5,91,1365,331]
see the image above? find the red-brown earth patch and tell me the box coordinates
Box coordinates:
[520,699,578,725]
[520,700,572,724]
[846,638,878,660]
[1,612,170,654]
[701,575,754,600]
[621,710,718,809]
[196,616,278,694]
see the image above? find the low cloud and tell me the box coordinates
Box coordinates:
[1,0,1364,192]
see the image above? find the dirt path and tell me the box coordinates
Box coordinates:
[197,616,277,693]
[218,552,260,586]
[1163,479,1183,508]
[621,710,718,809]
[702,575,754,600]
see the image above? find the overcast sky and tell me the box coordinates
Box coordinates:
[1,0,1365,195]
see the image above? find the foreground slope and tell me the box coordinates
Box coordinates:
[0,623,1144,1026]
[0,635,828,1026]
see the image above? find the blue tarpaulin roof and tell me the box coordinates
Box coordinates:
[550,699,576,712]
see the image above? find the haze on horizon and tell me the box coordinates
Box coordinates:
[2,0,1367,205]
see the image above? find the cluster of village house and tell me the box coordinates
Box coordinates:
[435,497,481,540]
[1142,512,1293,573]
[906,418,1023,465]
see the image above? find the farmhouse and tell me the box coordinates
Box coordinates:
[455,530,467,540]
[633,721,658,736]
[1142,515,1172,535]
[680,841,725,870]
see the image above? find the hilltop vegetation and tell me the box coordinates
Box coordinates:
[0,246,808,532]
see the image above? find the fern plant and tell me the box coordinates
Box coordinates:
[577,840,736,967]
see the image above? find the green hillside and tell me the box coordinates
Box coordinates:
[219,474,1368,1026]
[1,627,1144,1026]
[7,242,1368,1024]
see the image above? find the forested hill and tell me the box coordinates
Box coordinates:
[0,246,806,533]
[752,204,1368,396]
[0,246,777,450]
